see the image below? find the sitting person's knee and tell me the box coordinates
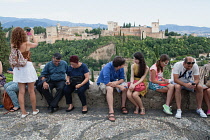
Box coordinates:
[175,84,181,89]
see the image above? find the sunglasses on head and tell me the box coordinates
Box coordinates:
[186,62,195,65]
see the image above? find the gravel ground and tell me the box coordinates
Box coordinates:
[0,107,209,140]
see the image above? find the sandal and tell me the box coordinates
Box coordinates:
[121,107,128,114]
[108,113,115,122]
[134,107,139,114]
[140,108,145,115]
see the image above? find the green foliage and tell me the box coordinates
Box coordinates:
[0,22,10,72]
[4,73,13,83]
[3,34,210,73]
[165,28,181,36]
[85,28,102,35]
[33,26,46,34]
[127,62,131,82]
[91,69,94,82]
[122,23,132,28]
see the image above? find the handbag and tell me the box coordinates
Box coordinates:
[128,80,146,92]
[2,91,14,111]
[70,76,85,85]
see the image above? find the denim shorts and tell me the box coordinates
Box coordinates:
[149,82,166,91]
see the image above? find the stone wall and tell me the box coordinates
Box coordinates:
[0,84,207,110]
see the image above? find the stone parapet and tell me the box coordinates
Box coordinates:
[0,84,207,110]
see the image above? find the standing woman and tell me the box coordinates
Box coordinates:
[149,54,175,115]
[64,55,89,114]
[11,27,39,118]
[127,52,149,115]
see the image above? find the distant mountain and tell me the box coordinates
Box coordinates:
[0,16,107,29]
[1,17,210,36]
[160,24,210,36]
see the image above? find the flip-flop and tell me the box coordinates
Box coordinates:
[10,107,20,112]
[21,112,29,118]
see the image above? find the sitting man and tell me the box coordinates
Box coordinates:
[41,53,68,113]
[97,56,128,122]
[173,56,207,119]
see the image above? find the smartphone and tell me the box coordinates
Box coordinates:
[192,83,196,85]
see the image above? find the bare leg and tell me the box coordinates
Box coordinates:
[204,89,210,110]
[18,83,27,114]
[27,82,37,111]
[106,86,114,113]
[127,89,139,109]
[174,84,182,109]
[195,85,203,109]
[132,91,144,109]
[165,84,175,106]
[121,90,127,108]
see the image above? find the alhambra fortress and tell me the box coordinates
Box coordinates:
[33,21,176,44]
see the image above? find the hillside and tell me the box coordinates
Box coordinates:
[88,43,115,60]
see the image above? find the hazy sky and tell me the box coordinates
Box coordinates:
[1,0,209,27]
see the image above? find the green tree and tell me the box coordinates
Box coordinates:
[91,69,94,82]
[0,22,10,72]
[127,62,131,82]
[33,26,46,34]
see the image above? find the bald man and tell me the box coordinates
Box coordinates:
[173,56,207,119]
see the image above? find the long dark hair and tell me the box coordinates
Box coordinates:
[156,54,170,73]
[134,52,146,78]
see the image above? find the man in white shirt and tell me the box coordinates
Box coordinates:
[173,56,207,119]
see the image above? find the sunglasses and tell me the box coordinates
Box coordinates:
[186,62,195,65]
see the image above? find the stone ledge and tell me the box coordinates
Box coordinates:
[0,84,207,110]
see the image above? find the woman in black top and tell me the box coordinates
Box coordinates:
[64,55,90,114]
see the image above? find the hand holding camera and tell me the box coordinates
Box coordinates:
[26,28,34,36]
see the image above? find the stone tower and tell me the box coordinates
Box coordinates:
[152,21,159,33]
[107,21,118,31]
[46,26,57,38]
[57,23,61,34]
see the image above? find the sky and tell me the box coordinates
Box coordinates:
[1,0,210,27]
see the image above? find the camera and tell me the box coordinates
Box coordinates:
[26,28,31,32]
[26,28,32,36]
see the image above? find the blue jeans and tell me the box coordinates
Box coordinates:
[4,82,19,108]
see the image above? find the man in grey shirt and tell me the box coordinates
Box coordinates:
[41,53,68,113]
[173,56,207,119]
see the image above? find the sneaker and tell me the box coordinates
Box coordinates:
[207,110,210,116]
[196,109,207,118]
[163,104,173,115]
[175,109,182,119]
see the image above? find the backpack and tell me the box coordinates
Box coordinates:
[9,48,28,68]
[2,91,14,111]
